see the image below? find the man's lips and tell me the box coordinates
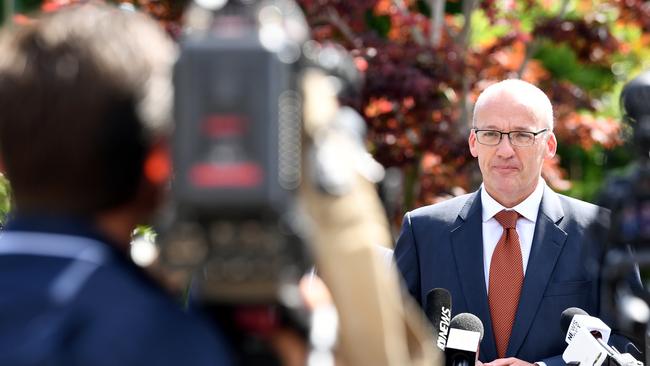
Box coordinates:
[492,165,519,173]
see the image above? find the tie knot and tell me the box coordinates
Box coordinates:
[494,210,519,229]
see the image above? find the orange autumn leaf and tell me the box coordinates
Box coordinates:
[522,60,550,84]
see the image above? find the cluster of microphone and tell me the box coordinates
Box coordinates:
[424,288,643,366]
[560,307,642,366]
[425,288,483,366]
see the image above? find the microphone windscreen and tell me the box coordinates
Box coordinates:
[426,288,452,350]
[560,307,588,334]
[425,288,452,324]
[450,313,484,341]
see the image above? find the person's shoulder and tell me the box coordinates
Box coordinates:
[73,259,206,333]
[82,261,171,307]
[555,192,604,212]
[407,192,476,219]
[554,191,608,224]
[80,261,200,327]
[74,263,232,364]
[404,192,477,227]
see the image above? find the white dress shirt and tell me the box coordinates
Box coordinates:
[481,178,546,293]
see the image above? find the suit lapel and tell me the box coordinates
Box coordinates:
[506,186,568,357]
[450,190,498,361]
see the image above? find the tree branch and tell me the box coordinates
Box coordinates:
[458,0,479,131]
[310,7,362,49]
[457,0,478,47]
[393,0,426,46]
[430,0,446,47]
[517,0,571,77]
[2,0,14,25]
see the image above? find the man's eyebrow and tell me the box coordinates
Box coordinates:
[474,124,500,130]
[475,124,535,131]
[510,126,534,131]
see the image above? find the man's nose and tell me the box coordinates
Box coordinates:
[495,134,515,157]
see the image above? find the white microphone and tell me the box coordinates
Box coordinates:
[565,314,612,344]
[563,323,610,366]
[560,307,642,366]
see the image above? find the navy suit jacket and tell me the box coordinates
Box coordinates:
[395,186,636,366]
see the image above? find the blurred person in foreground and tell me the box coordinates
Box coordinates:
[0,3,231,365]
[394,79,641,366]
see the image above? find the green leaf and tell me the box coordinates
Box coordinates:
[534,41,614,91]
[0,174,11,226]
[470,9,510,48]
[365,10,391,38]
[14,0,41,14]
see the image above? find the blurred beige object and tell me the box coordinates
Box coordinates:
[299,68,441,366]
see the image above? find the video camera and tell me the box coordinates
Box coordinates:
[599,70,650,364]
[163,0,309,304]
[156,0,377,364]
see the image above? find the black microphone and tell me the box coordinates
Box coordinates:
[444,313,484,366]
[425,288,452,351]
[561,307,592,336]
[561,307,588,332]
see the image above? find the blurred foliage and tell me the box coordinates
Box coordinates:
[0,175,10,225]
[2,0,650,229]
[133,224,157,241]
[294,0,650,227]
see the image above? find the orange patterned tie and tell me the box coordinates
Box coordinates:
[488,210,523,358]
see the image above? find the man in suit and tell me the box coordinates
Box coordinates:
[394,79,639,366]
[0,4,231,365]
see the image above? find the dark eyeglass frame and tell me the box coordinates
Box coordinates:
[472,128,549,147]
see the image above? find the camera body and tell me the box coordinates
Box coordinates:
[161,0,309,304]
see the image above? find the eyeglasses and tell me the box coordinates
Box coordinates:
[472,128,549,147]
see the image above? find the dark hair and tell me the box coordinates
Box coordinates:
[0,4,176,214]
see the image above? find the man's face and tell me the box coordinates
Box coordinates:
[468,91,556,207]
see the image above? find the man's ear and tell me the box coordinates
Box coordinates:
[125,140,170,228]
[468,130,479,157]
[545,132,557,159]
[143,139,171,186]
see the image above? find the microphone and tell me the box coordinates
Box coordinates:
[560,307,642,366]
[425,288,452,351]
[445,313,484,366]
[561,307,588,336]
[561,307,612,343]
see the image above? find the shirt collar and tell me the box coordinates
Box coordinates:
[3,212,165,291]
[3,212,128,259]
[481,178,546,223]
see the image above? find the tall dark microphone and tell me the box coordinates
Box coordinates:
[425,288,452,351]
[445,313,484,366]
